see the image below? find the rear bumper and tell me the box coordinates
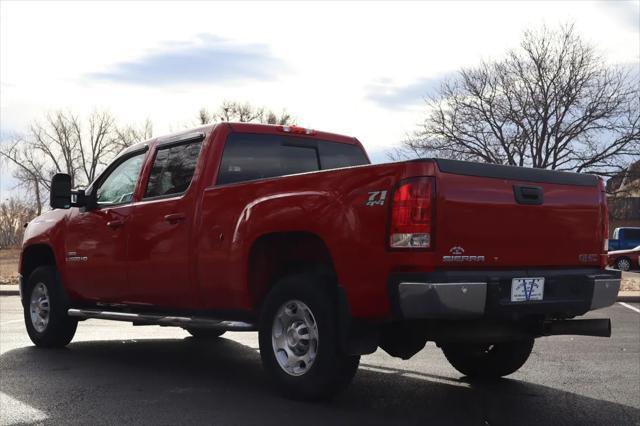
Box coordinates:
[389,268,621,320]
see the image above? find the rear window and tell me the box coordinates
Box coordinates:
[318,140,369,170]
[217,133,368,185]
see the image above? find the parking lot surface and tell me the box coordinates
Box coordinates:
[1,295,639,426]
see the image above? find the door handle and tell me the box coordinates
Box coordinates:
[106,219,123,229]
[513,185,544,205]
[164,213,186,224]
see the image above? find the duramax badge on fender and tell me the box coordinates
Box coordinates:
[19,122,620,400]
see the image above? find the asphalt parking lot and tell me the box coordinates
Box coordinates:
[1,295,638,426]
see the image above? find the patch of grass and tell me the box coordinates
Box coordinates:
[0,248,20,285]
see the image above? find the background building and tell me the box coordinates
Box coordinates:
[606,160,640,234]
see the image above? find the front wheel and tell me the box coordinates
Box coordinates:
[258,274,360,400]
[441,339,534,379]
[23,266,78,348]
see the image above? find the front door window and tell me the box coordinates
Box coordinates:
[96,154,145,206]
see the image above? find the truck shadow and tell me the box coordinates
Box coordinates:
[0,337,638,425]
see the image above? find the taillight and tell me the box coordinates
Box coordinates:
[277,125,316,135]
[599,178,609,253]
[389,177,434,248]
[599,178,609,268]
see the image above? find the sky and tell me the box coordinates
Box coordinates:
[1,0,639,198]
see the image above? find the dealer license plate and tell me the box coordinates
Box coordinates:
[510,278,545,302]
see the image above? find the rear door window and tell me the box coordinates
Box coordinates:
[144,140,202,198]
[217,133,368,185]
[217,134,319,185]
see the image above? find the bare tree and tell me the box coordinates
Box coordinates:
[606,160,640,197]
[198,101,295,126]
[404,24,640,177]
[112,118,153,152]
[0,136,48,214]
[0,197,37,248]
[0,110,152,214]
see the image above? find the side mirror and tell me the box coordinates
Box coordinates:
[72,188,87,207]
[50,174,72,209]
[50,174,88,209]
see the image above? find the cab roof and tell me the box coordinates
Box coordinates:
[120,122,361,157]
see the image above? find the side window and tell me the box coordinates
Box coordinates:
[318,140,369,170]
[217,134,319,185]
[96,153,145,206]
[144,141,202,198]
[624,228,640,240]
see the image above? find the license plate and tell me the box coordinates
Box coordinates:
[511,278,545,302]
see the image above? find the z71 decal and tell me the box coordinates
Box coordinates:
[366,191,387,207]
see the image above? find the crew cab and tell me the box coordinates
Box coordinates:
[20,123,621,399]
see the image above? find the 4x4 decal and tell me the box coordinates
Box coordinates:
[366,191,387,207]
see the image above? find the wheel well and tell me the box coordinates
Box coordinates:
[247,232,337,307]
[21,244,56,280]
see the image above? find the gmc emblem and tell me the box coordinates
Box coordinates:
[578,254,599,263]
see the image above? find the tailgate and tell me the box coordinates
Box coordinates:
[433,159,604,268]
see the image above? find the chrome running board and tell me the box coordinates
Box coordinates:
[67,308,256,331]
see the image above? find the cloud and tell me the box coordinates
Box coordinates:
[365,74,453,110]
[598,1,640,32]
[0,127,17,142]
[87,34,286,86]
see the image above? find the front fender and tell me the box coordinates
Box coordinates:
[21,209,71,282]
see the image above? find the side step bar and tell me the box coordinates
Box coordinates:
[67,309,257,331]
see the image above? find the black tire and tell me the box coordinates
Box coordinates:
[185,328,226,338]
[259,273,360,400]
[23,266,77,348]
[615,257,632,271]
[441,338,534,379]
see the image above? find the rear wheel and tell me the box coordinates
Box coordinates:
[185,328,225,339]
[615,257,632,271]
[441,338,534,379]
[259,274,360,400]
[23,266,77,348]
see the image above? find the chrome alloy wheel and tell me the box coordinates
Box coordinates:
[30,282,50,333]
[271,300,319,376]
[616,258,631,271]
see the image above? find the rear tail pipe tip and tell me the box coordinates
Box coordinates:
[543,318,611,338]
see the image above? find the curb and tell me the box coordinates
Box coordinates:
[0,287,19,296]
[618,292,640,303]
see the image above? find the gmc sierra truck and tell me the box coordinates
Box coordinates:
[20,122,621,399]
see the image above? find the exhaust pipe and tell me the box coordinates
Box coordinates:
[543,319,611,338]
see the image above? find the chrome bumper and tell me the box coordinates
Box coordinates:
[397,276,621,319]
[590,278,620,310]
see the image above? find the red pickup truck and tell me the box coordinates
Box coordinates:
[20,123,621,399]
